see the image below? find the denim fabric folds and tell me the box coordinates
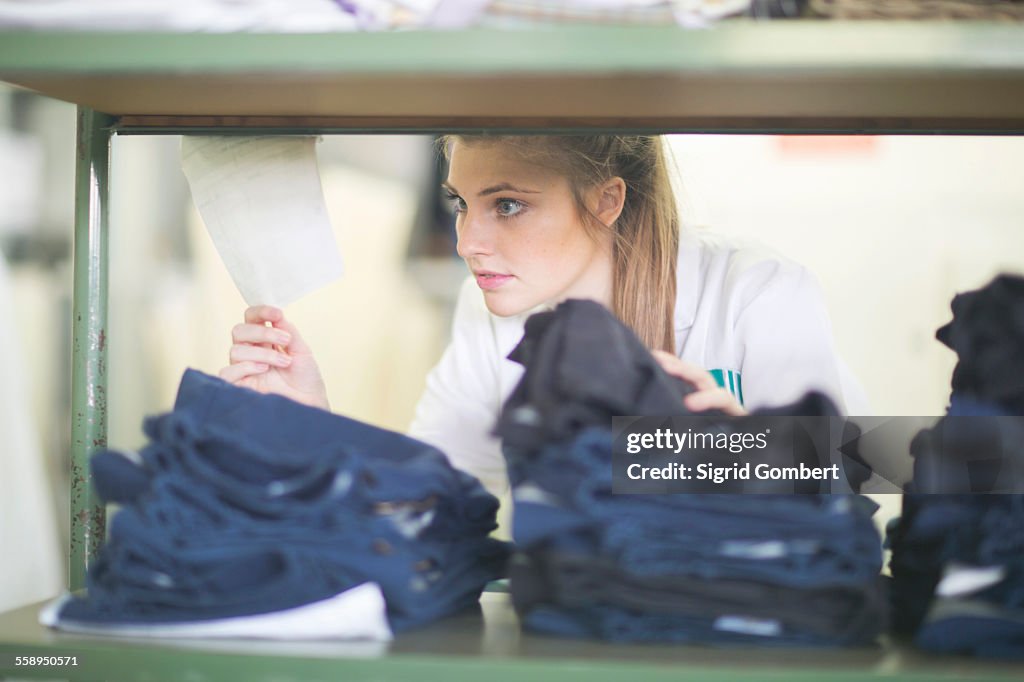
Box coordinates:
[56,370,509,633]
[887,275,1024,659]
[889,491,1024,658]
[511,551,886,645]
[507,428,886,646]
[498,300,886,646]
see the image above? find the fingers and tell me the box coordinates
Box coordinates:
[231,322,292,347]
[244,305,283,325]
[650,350,717,392]
[685,387,747,416]
[649,350,746,416]
[269,316,313,355]
[218,361,269,384]
[229,343,292,369]
[223,308,293,385]
[240,306,312,355]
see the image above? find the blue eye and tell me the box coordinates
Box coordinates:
[444,191,466,214]
[496,199,524,218]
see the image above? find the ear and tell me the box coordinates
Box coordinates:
[590,176,626,227]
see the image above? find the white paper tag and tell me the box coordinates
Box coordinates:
[936,563,1006,598]
[181,136,344,307]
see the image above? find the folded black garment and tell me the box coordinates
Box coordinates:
[510,550,886,646]
[936,274,1024,414]
[497,299,853,495]
[60,370,510,632]
[496,299,699,452]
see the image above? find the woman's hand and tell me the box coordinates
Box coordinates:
[650,350,747,416]
[218,306,330,410]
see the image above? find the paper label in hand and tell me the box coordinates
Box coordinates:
[181,136,344,307]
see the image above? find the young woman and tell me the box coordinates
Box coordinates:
[219,135,867,494]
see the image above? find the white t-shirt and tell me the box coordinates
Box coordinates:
[409,231,870,494]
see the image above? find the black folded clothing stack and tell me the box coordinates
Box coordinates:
[497,299,887,646]
[888,275,1024,659]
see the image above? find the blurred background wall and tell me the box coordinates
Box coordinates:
[2,86,1022,612]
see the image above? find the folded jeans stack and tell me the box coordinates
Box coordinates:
[887,275,1024,659]
[889,493,1024,658]
[45,370,509,639]
[498,299,886,645]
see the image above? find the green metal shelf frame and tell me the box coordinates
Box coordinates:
[4,22,1024,73]
[4,22,1024,134]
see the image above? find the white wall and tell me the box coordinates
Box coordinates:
[669,135,1024,417]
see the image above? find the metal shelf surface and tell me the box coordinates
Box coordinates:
[1,593,1022,682]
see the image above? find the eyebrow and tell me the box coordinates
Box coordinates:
[442,181,541,197]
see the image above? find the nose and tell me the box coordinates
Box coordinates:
[455,211,494,260]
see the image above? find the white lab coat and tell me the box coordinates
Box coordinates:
[409,231,870,494]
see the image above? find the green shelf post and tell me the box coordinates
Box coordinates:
[69,106,114,591]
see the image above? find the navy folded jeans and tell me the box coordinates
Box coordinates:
[888,492,1024,640]
[62,370,510,631]
[510,550,886,645]
[511,428,882,589]
[506,428,885,644]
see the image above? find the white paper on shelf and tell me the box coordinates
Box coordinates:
[181,136,344,307]
[40,582,392,641]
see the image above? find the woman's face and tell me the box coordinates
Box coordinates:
[444,141,614,317]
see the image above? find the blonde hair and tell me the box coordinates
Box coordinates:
[440,135,680,353]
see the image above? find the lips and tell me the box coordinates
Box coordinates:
[474,272,514,291]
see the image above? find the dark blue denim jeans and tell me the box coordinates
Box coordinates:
[916,597,1024,659]
[888,492,1024,640]
[511,428,882,589]
[61,370,509,632]
[506,427,885,644]
[510,549,886,646]
[521,602,880,647]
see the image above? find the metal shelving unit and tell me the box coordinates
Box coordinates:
[1,21,1023,680]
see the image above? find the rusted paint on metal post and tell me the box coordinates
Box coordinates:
[70,107,113,591]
